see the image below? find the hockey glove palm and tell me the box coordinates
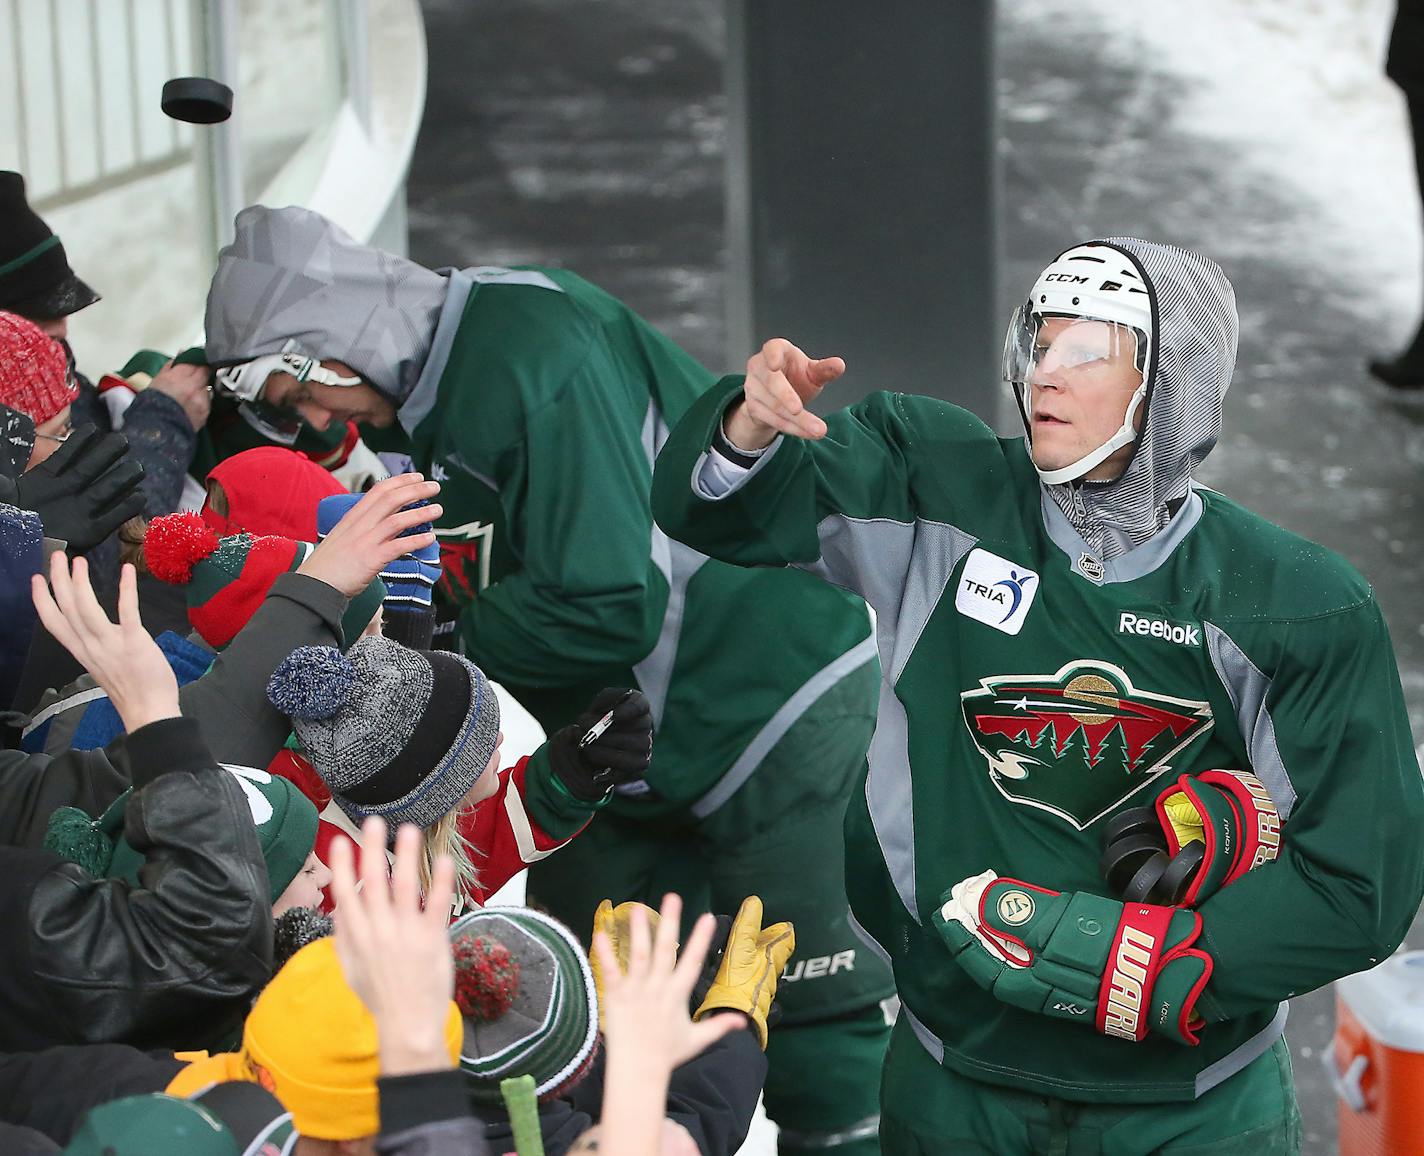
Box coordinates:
[694,896,795,1050]
[933,871,1213,1045]
[548,688,654,802]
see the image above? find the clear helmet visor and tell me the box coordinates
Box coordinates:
[1002,307,1150,485]
[1002,309,1146,391]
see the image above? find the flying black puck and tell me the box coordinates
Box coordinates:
[1152,842,1208,906]
[161,77,233,125]
[1101,832,1168,896]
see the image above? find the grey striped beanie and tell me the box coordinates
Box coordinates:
[267,636,500,829]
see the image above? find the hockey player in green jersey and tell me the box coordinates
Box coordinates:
[202,205,894,1154]
[651,237,1424,1154]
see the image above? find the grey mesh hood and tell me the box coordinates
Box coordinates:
[205,205,448,403]
[1038,237,1239,561]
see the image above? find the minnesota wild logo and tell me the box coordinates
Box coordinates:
[960,660,1213,830]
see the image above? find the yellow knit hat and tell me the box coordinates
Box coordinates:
[169,938,461,1140]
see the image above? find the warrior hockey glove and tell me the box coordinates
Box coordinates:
[17,425,145,551]
[694,896,795,1050]
[547,688,654,802]
[933,871,1213,1045]
[1101,769,1282,907]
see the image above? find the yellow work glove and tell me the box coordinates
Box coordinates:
[590,898,662,1031]
[693,896,795,1050]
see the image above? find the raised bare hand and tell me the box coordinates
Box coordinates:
[149,360,213,431]
[31,558,179,733]
[724,337,844,449]
[593,893,744,1070]
[329,816,457,1076]
[297,473,441,598]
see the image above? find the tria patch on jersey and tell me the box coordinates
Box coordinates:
[960,660,1214,830]
[955,548,1040,635]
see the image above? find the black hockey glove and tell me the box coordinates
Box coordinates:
[547,687,653,802]
[16,425,145,551]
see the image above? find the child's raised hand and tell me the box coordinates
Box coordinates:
[329,816,457,1076]
[593,893,745,1071]
[32,557,179,733]
[298,473,441,598]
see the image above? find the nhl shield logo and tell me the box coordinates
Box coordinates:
[960,660,1213,830]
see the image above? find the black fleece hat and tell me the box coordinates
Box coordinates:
[0,172,100,320]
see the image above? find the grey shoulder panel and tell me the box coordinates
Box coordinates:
[1202,621,1298,820]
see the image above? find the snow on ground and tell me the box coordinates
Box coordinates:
[1002,0,1417,329]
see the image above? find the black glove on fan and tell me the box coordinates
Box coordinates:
[15,425,145,551]
[547,687,654,802]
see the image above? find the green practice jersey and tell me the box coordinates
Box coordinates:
[386,268,875,817]
[652,377,1424,1102]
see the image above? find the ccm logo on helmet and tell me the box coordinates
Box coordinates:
[1118,612,1200,647]
[1044,273,1089,284]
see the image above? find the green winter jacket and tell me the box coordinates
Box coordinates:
[651,377,1424,1102]
[392,267,876,817]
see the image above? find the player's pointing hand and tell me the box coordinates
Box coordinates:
[726,337,844,449]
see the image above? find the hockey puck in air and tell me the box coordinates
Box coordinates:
[161,77,233,124]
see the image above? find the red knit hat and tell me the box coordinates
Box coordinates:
[144,511,386,650]
[0,310,76,425]
[202,446,347,541]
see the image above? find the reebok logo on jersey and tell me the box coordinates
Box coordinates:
[956,549,1040,636]
[1118,612,1200,648]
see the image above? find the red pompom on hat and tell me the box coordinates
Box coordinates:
[0,310,77,426]
[453,935,522,1022]
[142,511,220,584]
[145,511,306,650]
[143,511,386,651]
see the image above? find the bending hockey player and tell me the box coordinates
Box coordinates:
[651,238,1424,1154]
[201,205,892,1154]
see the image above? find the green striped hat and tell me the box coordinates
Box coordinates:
[448,907,600,1105]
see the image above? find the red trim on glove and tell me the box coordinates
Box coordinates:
[1158,910,1213,1045]
[1200,769,1281,878]
[1172,774,1224,907]
[976,879,1060,967]
[1096,903,1174,1042]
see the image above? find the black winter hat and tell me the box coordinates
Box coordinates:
[0,172,100,320]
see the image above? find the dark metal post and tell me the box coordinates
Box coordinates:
[725,1,998,416]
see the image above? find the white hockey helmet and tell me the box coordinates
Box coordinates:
[1003,243,1155,485]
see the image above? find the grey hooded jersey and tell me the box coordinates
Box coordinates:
[204,205,448,403]
[1037,238,1239,561]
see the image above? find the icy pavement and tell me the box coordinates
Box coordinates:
[408,2,1421,1151]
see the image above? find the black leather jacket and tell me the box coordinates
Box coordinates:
[0,717,273,1053]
